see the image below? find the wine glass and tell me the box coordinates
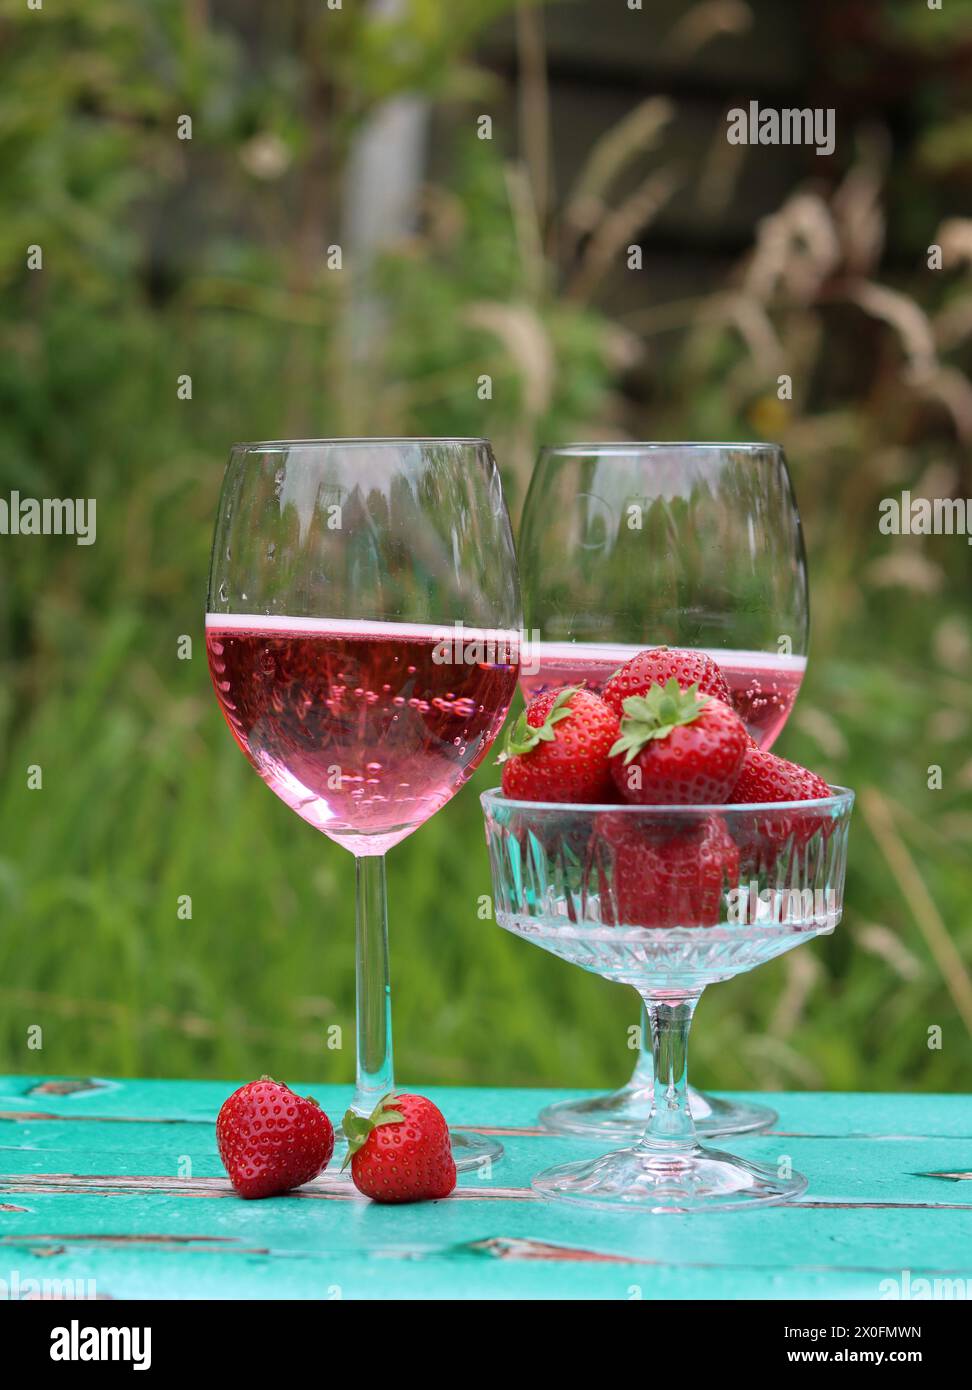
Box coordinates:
[482,788,853,1211]
[517,441,809,1138]
[206,439,521,1170]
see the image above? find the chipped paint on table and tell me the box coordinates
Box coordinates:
[1,1078,970,1299]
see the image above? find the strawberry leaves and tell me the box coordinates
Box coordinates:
[609,678,710,765]
[498,684,581,762]
[340,1092,406,1169]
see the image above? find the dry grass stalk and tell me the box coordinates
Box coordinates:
[860,787,972,1040]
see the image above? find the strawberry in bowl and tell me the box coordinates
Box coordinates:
[500,685,620,803]
[602,646,732,716]
[487,644,846,936]
[608,679,748,806]
[729,742,835,875]
[597,810,740,930]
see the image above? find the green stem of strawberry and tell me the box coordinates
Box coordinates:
[609,678,709,764]
[340,1092,405,1170]
[497,684,582,763]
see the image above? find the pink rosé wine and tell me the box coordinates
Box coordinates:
[208,615,518,856]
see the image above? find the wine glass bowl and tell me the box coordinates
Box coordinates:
[517,441,810,1137]
[482,787,854,1211]
[207,615,517,855]
[208,439,519,856]
[518,442,808,747]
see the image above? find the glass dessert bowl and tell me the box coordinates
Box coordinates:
[482,787,853,1212]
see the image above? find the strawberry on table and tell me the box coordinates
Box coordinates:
[343,1092,457,1203]
[609,679,748,805]
[599,812,740,929]
[602,646,732,717]
[217,1076,334,1199]
[500,685,620,803]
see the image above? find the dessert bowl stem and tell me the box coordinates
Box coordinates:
[636,991,701,1150]
[532,987,808,1213]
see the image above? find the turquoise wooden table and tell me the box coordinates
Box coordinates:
[1,1077,970,1300]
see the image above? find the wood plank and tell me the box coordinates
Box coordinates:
[1,1080,970,1299]
[2,1078,970,1135]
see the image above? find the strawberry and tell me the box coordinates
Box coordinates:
[217,1076,334,1199]
[599,813,739,928]
[602,646,731,717]
[500,685,620,803]
[731,744,832,805]
[342,1092,457,1204]
[729,744,833,869]
[609,680,748,804]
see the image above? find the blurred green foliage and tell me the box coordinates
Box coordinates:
[0,0,970,1097]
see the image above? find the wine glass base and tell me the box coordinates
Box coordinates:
[540,1085,776,1140]
[331,1125,502,1175]
[532,1142,807,1213]
[449,1128,504,1173]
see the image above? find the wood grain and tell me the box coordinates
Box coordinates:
[1,1078,970,1299]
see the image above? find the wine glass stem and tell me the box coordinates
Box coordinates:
[636,991,702,1151]
[352,853,394,1114]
